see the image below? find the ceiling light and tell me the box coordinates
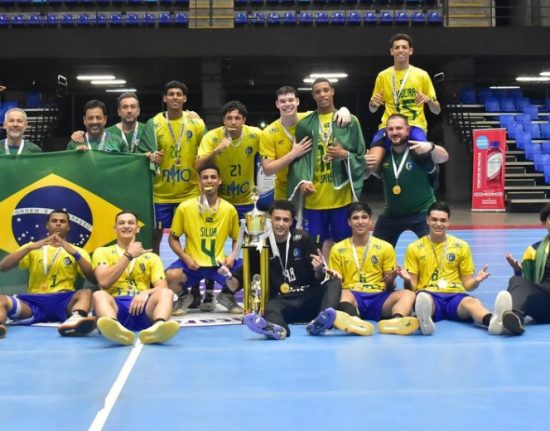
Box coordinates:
[309,73,348,78]
[77,75,116,81]
[516,77,550,82]
[540,72,550,76]
[106,88,138,93]
[91,80,127,85]
[297,87,311,91]
[303,78,338,83]
[489,86,520,89]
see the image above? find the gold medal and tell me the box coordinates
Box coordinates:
[437,279,448,289]
[322,154,332,164]
[39,283,48,292]
[392,185,401,195]
[174,157,182,167]
[280,283,290,294]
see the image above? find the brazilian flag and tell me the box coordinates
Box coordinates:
[0,151,153,294]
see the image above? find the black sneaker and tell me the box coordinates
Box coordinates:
[190,285,201,309]
[502,310,525,335]
[200,290,217,312]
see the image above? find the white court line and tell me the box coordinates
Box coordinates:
[88,340,144,431]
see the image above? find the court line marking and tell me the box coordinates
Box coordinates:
[88,340,144,431]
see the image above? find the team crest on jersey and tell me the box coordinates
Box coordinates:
[186,131,193,139]
[406,161,414,170]
[373,244,381,250]
[371,256,378,265]
[382,162,389,169]
[206,217,213,223]
[293,248,301,257]
[248,134,258,139]
[293,233,302,241]
[245,146,253,156]
[447,253,456,262]
[213,137,219,144]
[63,257,72,266]
[139,263,146,272]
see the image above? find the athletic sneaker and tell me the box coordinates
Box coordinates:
[488,290,513,335]
[0,323,6,339]
[58,314,97,337]
[378,316,420,335]
[97,317,136,346]
[306,308,337,335]
[333,311,374,336]
[138,320,180,344]
[217,292,244,314]
[172,293,194,316]
[200,290,217,312]
[190,285,201,309]
[244,314,287,340]
[502,309,526,335]
[415,293,436,335]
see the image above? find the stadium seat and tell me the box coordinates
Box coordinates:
[523,105,539,121]
[96,0,110,4]
[484,97,500,112]
[250,12,265,26]
[493,89,508,98]
[266,0,279,4]
[175,13,188,25]
[64,0,78,4]
[508,89,524,98]
[159,0,172,4]
[235,12,247,26]
[127,0,142,4]
[28,14,43,26]
[174,0,189,4]
[0,14,9,27]
[125,13,140,26]
[61,14,75,26]
[500,97,516,112]
[234,0,248,5]
[0,0,15,4]
[11,14,26,26]
[316,12,329,25]
[395,12,409,25]
[2,101,18,110]
[380,12,393,25]
[427,12,442,25]
[77,14,93,26]
[528,123,542,139]
[524,142,540,161]
[344,0,357,4]
[359,0,374,3]
[515,97,530,111]
[347,11,361,25]
[299,12,313,25]
[313,0,326,4]
[460,88,476,104]
[331,12,345,25]
[48,0,63,4]
[406,0,421,4]
[514,130,530,150]
[283,0,296,4]
[109,13,123,26]
[507,123,523,140]
[498,115,514,128]
[364,12,377,25]
[515,113,531,128]
[141,13,155,25]
[46,14,58,26]
[477,88,492,104]
[533,153,550,172]
[283,12,296,25]
[411,12,426,25]
[390,0,405,3]
[159,12,172,25]
[541,123,550,140]
[16,0,32,4]
[96,13,107,26]
[250,0,263,4]
[328,0,342,4]
[80,0,94,4]
[544,165,550,184]
[545,98,550,111]
[542,142,550,155]
[267,12,281,25]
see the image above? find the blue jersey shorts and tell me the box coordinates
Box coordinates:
[303,206,351,244]
[154,203,179,230]
[351,291,392,321]
[166,258,243,287]
[8,291,76,324]
[417,291,472,322]
[114,295,152,331]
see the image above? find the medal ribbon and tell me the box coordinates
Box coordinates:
[197,195,220,215]
[85,132,106,151]
[429,235,448,278]
[318,116,333,147]
[351,236,372,282]
[391,66,412,107]
[165,112,186,155]
[119,123,139,153]
[42,246,63,277]
[391,147,410,185]
[5,140,25,155]
[276,233,291,282]
[280,121,294,143]
[227,128,244,147]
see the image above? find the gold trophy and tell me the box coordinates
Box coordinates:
[235,186,273,315]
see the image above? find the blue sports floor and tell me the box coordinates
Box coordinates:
[1,228,549,431]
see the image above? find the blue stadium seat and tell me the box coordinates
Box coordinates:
[423,0,437,5]
[77,14,93,26]
[266,0,279,4]
[379,11,393,25]
[524,142,540,161]
[46,14,58,26]
[515,113,531,128]
[534,153,550,172]
[109,13,123,26]
[331,12,345,25]
[542,142,550,155]
[395,11,409,25]
[507,123,522,140]
[411,11,425,25]
[347,11,361,25]
[174,12,188,26]
[498,115,514,128]
[125,13,140,26]
[64,0,78,4]
[96,13,107,26]
[174,0,189,4]
[16,0,32,5]
[344,0,357,4]
[500,97,516,112]
[406,0,421,4]
[282,0,296,4]
[364,12,377,25]
[47,0,63,4]
[316,12,329,25]
[0,14,9,27]
[96,0,110,4]
[508,89,524,98]
[541,124,550,140]
[250,12,265,26]
[390,0,405,3]
[484,97,500,112]
[299,12,313,25]
[515,97,530,111]
[460,88,476,104]
[111,0,124,3]
[234,0,248,5]
[283,12,296,25]
[328,0,342,4]
[235,12,247,26]
[141,13,155,25]
[0,0,15,5]
[359,0,374,3]
[11,14,26,26]
[427,11,442,25]
[523,105,539,121]
[159,12,172,25]
[80,0,94,4]
[514,131,530,150]
[127,0,142,4]
[492,89,508,98]
[267,12,281,25]
[159,0,172,4]
[28,14,43,26]
[250,0,263,4]
[477,88,492,104]
[313,0,326,4]
[528,123,542,139]
[61,14,74,26]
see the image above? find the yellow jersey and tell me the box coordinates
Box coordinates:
[19,243,90,294]
[92,245,166,297]
[198,125,261,205]
[372,65,437,132]
[171,197,239,267]
[404,235,475,293]
[329,236,395,293]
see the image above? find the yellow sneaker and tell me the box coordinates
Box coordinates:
[333,311,374,336]
[97,317,135,346]
[139,320,180,344]
[378,317,420,335]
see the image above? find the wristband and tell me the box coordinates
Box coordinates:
[514,270,522,277]
[124,251,133,261]
[73,251,82,261]
[428,142,436,153]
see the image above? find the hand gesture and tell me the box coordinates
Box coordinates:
[327,138,348,160]
[299,182,316,196]
[370,89,384,108]
[334,107,351,128]
[217,261,232,278]
[222,253,235,269]
[364,149,377,169]
[126,237,152,260]
[129,292,149,316]
[415,88,431,105]
[147,150,164,164]
[310,249,326,273]
[289,136,312,160]
[409,140,432,155]
[75,145,89,152]
[216,134,231,155]
[505,253,522,272]
[71,131,85,144]
[475,264,490,284]
[187,110,200,120]
[183,254,200,271]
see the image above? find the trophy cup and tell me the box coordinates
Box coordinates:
[234,186,275,315]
